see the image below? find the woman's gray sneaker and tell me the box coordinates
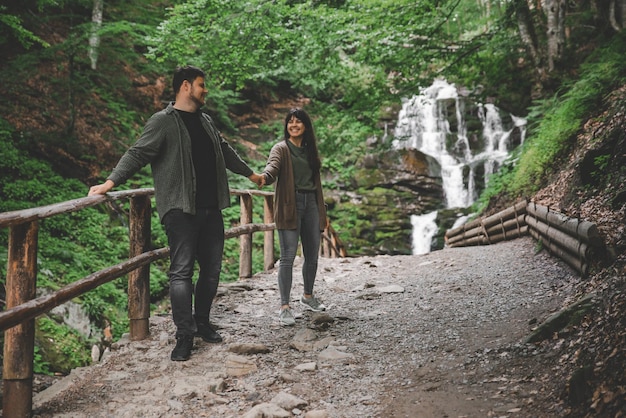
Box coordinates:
[300,296,326,312]
[278,308,295,326]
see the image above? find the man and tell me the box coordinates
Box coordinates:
[89,65,263,361]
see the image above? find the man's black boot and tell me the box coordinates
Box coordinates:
[171,335,194,361]
[195,323,223,343]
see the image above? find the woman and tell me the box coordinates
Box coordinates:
[262,108,327,326]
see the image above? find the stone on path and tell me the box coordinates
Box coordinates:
[228,343,270,354]
[377,284,405,293]
[304,411,330,418]
[318,346,355,364]
[225,354,258,376]
[294,362,317,372]
[241,402,290,418]
[290,328,318,351]
[271,391,308,409]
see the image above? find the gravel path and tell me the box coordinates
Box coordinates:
[32,236,579,418]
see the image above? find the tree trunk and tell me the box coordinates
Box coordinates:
[515,0,546,95]
[544,0,567,71]
[89,0,103,70]
[609,0,626,31]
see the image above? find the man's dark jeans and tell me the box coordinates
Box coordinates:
[162,208,224,337]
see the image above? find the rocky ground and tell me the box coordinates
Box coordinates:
[29,236,586,418]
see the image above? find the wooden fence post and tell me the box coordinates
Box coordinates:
[3,221,38,418]
[239,194,253,278]
[263,195,275,271]
[128,195,151,340]
[322,229,331,257]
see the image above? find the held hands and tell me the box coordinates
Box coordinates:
[249,173,265,188]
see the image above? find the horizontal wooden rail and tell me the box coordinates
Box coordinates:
[445,200,527,247]
[444,200,604,278]
[0,248,169,332]
[525,202,601,277]
[0,221,282,333]
[0,188,283,334]
[526,202,601,245]
[0,189,154,228]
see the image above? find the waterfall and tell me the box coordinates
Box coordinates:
[393,79,526,254]
[411,211,438,255]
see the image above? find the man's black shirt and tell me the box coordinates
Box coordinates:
[178,110,218,209]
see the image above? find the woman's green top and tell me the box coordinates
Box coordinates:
[286,140,315,192]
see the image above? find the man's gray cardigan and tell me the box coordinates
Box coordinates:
[107,102,253,221]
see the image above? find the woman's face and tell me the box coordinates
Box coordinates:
[287,116,306,138]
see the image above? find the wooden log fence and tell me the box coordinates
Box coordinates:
[444,199,603,278]
[445,200,528,247]
[322,219,347,258]
[525,201,601,277]
[0,188,344,418]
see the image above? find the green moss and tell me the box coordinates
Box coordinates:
[36,317,92,374]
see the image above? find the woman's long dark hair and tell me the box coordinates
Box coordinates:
[283,108,321,172]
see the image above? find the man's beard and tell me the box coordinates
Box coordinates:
[190,90,205,109]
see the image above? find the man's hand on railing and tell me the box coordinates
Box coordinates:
[88,179,115,196]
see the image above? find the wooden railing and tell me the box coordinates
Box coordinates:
[0,188,345,418]
[444,199,604,277]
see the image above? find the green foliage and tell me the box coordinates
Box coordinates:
[206,89,247,133]
[327,200,375,255]
[0,7,50,49]
[311,102,375,155]
[147,0,468,104]
[33,346,51,374]
[445,23,532,113]
[473,33,626,210]
[36,317,92,374]
[471,150,519,214]
[506,33,626,196]
[593,154,610,174]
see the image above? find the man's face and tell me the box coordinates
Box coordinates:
[188,76,208,109]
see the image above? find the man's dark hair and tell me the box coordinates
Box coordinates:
[172,65,205,95]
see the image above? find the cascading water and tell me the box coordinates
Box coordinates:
[393,79,526,254]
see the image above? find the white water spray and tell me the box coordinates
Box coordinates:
[411,211,438,255]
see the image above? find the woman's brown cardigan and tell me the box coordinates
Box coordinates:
[262,141,326,231]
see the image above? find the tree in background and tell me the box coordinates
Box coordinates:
[511,0,625,96]
[89,0,104,70]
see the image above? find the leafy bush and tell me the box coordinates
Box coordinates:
[36,317,92,374]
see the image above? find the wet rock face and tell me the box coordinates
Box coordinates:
[330,148,444,256]
[357,148,444,212]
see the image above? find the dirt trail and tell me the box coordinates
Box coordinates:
[31,237,579,418]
